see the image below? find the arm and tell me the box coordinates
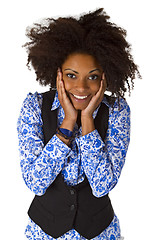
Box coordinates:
[81,75,106,136]
[56,69,78,145]
[79,98,130,197]
[17,92,72,196]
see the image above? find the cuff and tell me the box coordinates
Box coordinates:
[43,134,73,161]
[79,129,105,152]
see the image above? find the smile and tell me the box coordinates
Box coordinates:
[72,94,88,100]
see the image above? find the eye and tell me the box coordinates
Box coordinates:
[88,74,99,80]
[66,73,76,79]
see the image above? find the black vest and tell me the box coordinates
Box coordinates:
[28,90,114,239]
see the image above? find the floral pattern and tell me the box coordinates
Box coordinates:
[17,91,130,239]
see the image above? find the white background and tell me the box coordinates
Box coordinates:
[0,0,160,239]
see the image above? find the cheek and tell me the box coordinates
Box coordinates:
[91,81,101,94]
[63,79,72,91]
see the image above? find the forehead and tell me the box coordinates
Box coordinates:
[62,53,102,70]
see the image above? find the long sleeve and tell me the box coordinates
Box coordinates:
[17,92,72,196]
[79,98,130,197]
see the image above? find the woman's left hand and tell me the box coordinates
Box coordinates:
[81,73,106,136]
[81,73,107,118]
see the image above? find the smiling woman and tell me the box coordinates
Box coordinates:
[61,53,104,110]
[17,8,140,240]
[58,53,106,136]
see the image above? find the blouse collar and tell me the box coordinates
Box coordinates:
[51,91,111,118]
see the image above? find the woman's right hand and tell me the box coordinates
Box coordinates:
[56,69,78,131]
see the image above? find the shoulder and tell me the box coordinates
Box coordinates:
[21,92,43,114]
[106,97,130,141]
[106,96,131,133]
[23,92,43,107]
[19,92,43,124]
[107,96,130,117]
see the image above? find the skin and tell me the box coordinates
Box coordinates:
[56,53,107,145]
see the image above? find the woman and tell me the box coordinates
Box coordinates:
[17,8,140,240]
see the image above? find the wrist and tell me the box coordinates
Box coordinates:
[56,127,73,140]
[81,115,95,136]
[81,114,93,123]
[61,117,76,132]
[56,133,72,146]
[59,128,73,137]
[81,111,93,119]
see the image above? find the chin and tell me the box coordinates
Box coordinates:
[69,95,90,111]
[74,105,87,111]
[72,102,89,111]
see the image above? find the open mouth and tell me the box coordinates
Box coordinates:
[68,92,92,109]
[72,94,88,100]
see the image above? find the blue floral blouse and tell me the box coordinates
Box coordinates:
[17,91,130,240]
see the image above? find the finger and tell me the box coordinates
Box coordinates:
[56,69,61,91]
[60,79,66,97]
[98,75,107,96]
[57,70,64,101]
[92,79,105,106]
[56,71,59,90]
[102,73,107,90]
[95,79,104,99]
[58,74,70,105]
[57,70,64,91]
[60,80,70,105]
[56,72,60,94]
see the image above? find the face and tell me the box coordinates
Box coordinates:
[61,53,103,110]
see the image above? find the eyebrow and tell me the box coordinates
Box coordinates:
[64,68,101,74]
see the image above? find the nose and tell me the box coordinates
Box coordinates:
[75,79,88,92]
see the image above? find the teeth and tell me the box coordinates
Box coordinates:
[73,94,88,99]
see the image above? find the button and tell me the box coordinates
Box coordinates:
[70,189,75,195]
[70,204,75,211]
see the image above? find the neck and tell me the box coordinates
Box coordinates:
[77,110,81,128]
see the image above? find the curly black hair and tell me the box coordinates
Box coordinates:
[24,8,141,98]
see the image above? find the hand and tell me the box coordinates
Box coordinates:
[81,73,107,136]
[81,73,107,118]
[56,69,78,131]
